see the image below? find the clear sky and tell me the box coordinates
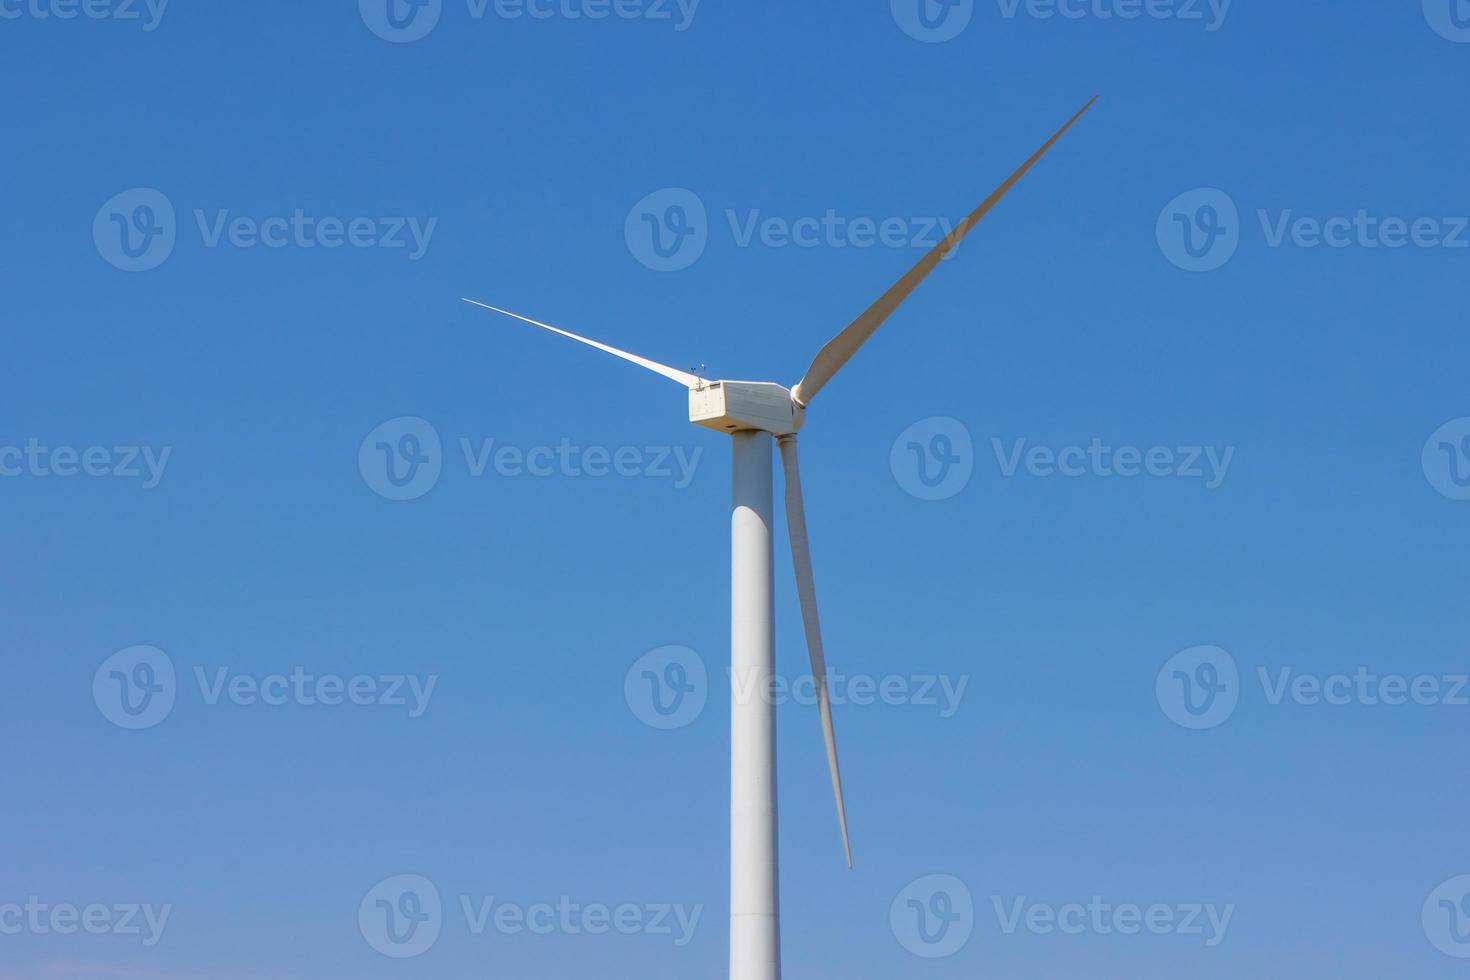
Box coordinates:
[4,1,1470,977]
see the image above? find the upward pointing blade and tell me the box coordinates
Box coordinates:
[462,298,700,388]
[777,435,852,868]
[791,96,1098,408]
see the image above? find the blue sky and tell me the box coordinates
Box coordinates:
[4,1,1470,977]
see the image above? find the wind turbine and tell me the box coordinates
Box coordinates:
[463,97,1095,980]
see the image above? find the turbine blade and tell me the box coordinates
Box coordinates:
[462,298,700,388]
[791,96,1098,407]
[778,435,852,868]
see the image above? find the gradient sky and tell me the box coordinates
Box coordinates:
[4,1,1470,978]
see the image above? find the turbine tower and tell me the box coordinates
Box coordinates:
[463,97,1095,980]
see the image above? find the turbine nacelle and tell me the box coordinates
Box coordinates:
[689,381,805,436]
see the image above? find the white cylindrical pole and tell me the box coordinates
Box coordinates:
[729,430,780,980]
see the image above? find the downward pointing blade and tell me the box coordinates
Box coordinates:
[777,435,852,868]
[791,96,1098,408]
[462,298,700,388]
